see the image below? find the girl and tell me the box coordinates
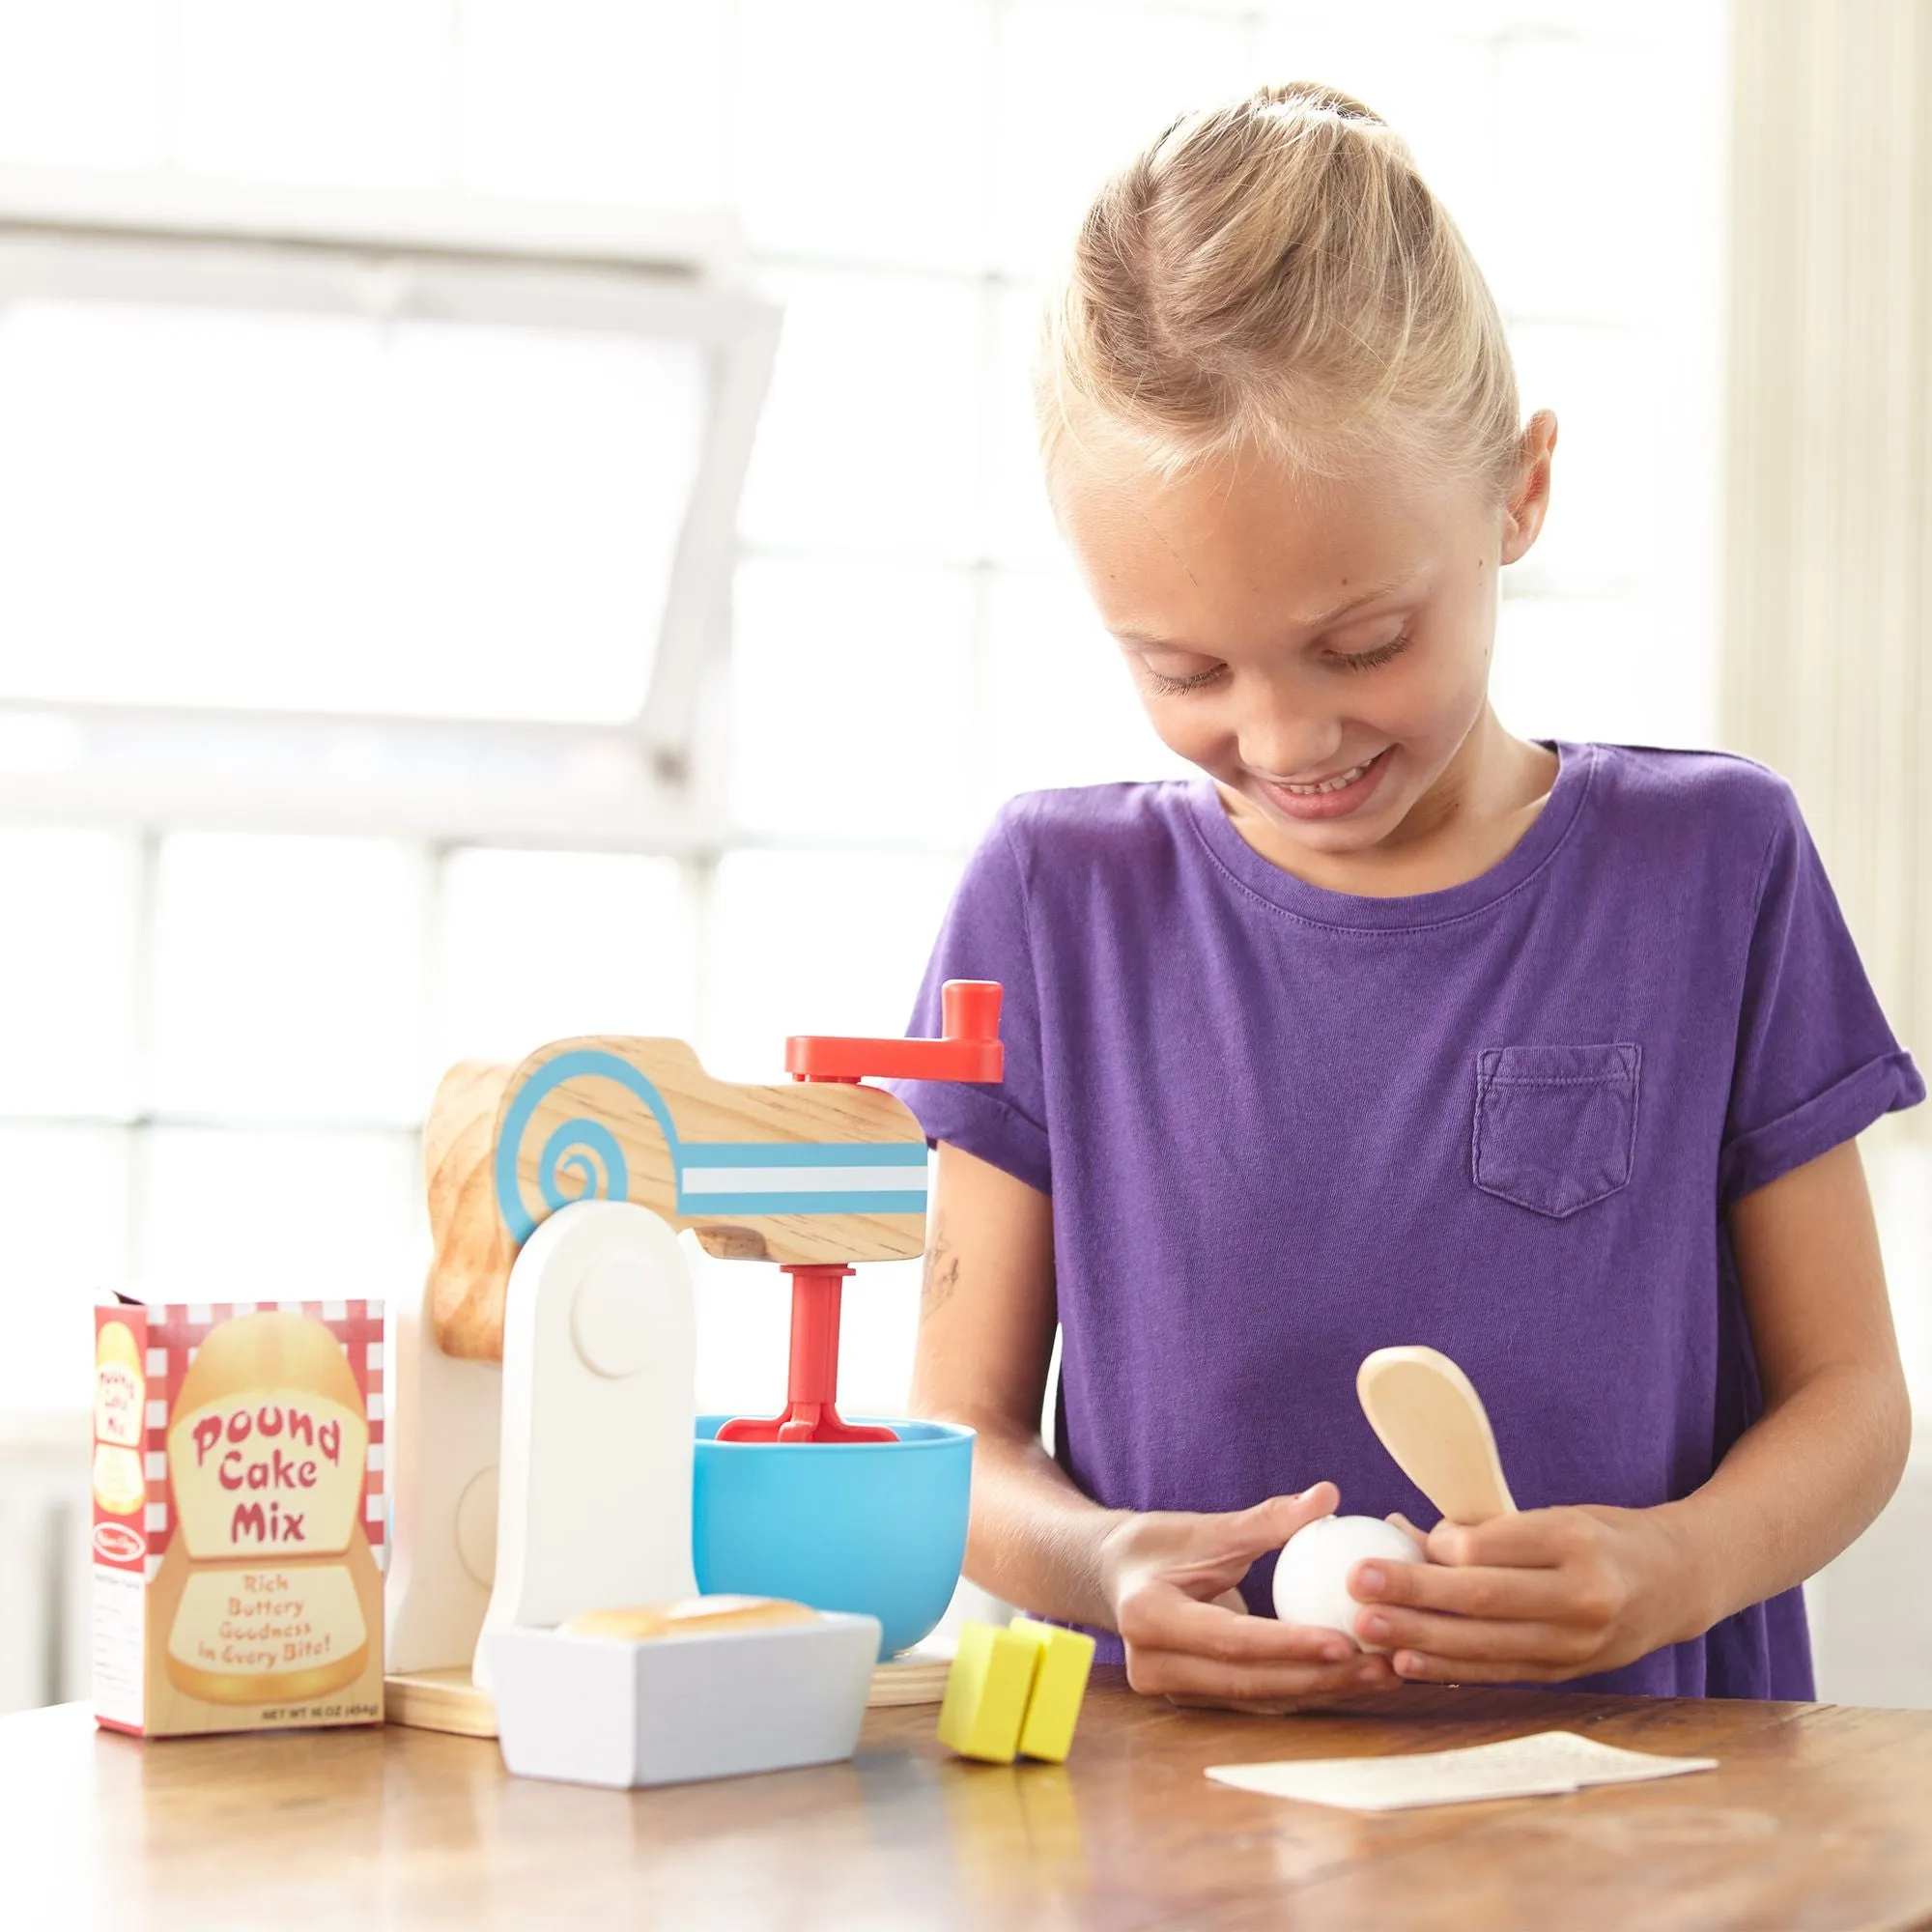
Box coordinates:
[887,83,1921,1708]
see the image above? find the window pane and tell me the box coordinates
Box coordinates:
[0,831,140,1119]
[138,1126,422,1301]
[0,302,706,724]
[739,269,984,562]
[176,0,453,187]
[152,835,428,1122]
[0,0,168,169]
[459,0,729,206]
[983,568,1191,810]
[991,3,1251,277]
[436,848,695,1069]
[0,1124,131,1413]
[704,849,964,1082]
[733,0,990,270]
[729,558,977,845]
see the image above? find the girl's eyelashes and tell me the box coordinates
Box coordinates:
[1138,632,1414,693]
[1139,662,1230,696]
[1329,631,1414,672]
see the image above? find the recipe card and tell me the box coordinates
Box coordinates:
[1205,1730,1719,1812]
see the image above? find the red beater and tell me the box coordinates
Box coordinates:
[715,980,1003,1444]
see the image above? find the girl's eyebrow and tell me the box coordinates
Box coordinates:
[1113,572,1421,650]
[1295,571,1421,630]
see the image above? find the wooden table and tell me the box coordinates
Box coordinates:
[9,1674,1932,1929]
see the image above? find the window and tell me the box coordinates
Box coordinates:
[0,1,1748,1416]
[0,299,706,721]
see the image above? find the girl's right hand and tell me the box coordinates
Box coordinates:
[1098,1482,1403,1712]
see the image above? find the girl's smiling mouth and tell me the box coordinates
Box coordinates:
[1254,745,1396,821]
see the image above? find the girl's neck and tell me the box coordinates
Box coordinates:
[1216,711,1561,899]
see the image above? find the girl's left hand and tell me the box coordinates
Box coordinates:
[1347,1505,1709,1684]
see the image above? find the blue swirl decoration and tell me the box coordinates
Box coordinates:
[494,1048,681,1243]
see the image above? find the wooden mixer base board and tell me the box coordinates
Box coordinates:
[384,1650,952,1738]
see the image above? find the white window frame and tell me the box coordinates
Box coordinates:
[0,165,779,853]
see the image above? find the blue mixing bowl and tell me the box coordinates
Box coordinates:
[692,1417,974,1661]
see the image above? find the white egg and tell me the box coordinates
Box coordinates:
[1270,1514,1426,1653]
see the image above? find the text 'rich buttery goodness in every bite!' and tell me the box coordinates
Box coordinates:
[91,1298,385,1737]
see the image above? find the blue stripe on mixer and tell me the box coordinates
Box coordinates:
[678,1189,928,1217]
[677,1141,926,1169]
[674,1137,925,1215]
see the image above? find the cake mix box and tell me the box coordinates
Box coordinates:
[91,1296,385,1737]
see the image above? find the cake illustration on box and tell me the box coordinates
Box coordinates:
[93,1299,385,1738]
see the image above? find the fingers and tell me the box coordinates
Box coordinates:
[1104,1487,1343,1609]
[1349,1557,1580,1625]
[1121,1586,1357,1665]
[1145,1487,1341,1597]
[1357,1605,1593,1667]
[1342,1506,1638,1678]
[1113,1490,1413,1709]
[1211,1484,1340,1560]
[1133,1644,1401,1707]
[1424,1508,1581,1568]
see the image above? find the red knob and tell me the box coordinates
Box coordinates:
[785,980,1005,1084]
[942,979,1002,1045]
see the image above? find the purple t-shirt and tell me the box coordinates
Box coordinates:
[889,742,1922,1697]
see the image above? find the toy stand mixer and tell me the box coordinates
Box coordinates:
[384,980,1002,1732]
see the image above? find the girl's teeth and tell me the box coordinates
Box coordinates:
[1285,760,1371,796]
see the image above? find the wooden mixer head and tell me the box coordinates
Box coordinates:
[420,982,1005,1381]
[422,1039,929,1362]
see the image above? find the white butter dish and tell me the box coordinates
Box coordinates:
[484,1611,882,1788]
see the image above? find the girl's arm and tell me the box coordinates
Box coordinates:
[1353,1139,1913,1681]
[911,1141,1400,1710]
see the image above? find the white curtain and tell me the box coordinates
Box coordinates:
[1723,0,1932,1072]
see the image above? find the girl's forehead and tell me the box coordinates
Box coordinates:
[1053,442,1484,624]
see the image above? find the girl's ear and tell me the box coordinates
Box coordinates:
[1499,410,1558,563]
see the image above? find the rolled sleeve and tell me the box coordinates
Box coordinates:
[1720,1050,1922,1202]
[1720,784,1924,1203]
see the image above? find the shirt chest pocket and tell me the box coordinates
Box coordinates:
[1472,1042,1641,1219]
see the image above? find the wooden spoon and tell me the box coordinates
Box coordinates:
[1356,1346,1517,1524]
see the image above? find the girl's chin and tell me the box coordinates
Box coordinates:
[1254,807,1395,850]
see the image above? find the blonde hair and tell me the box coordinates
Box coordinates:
[1040,82,1521,494]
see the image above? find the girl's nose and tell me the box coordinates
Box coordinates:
[1236,710,1345,785]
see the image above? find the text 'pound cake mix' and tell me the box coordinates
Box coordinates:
[91,1297,385,1738]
